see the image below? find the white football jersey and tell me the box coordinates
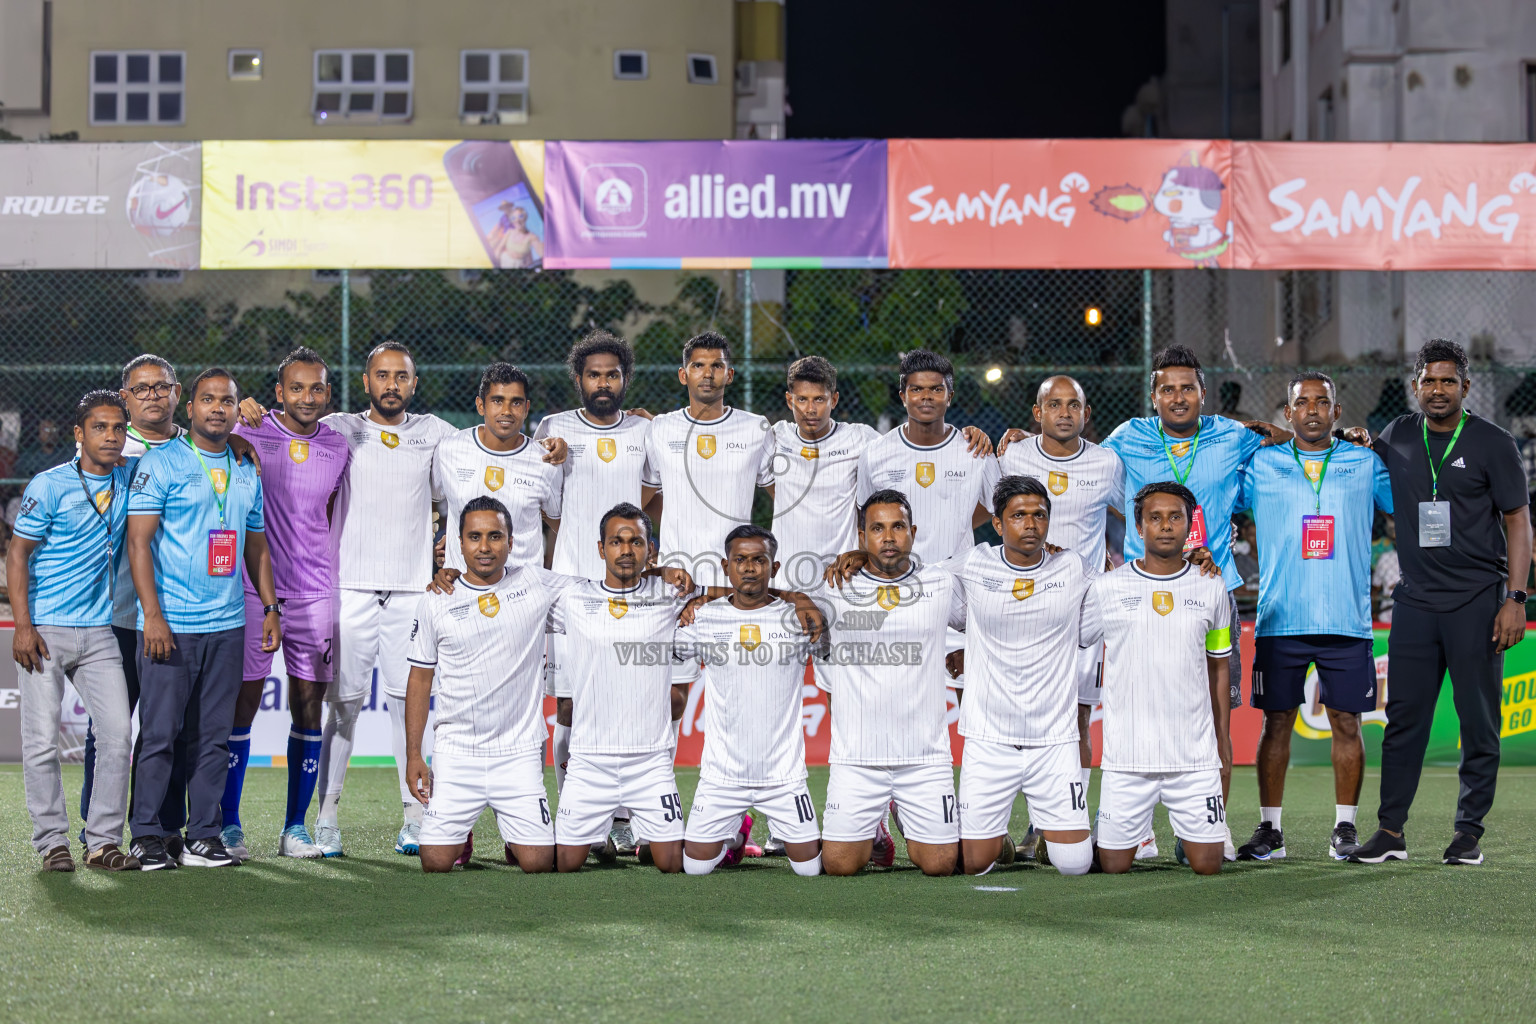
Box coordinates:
[549,575,699,755]
[953,545,1095,748]
[856,424,1001,566]
[1081,561,1233,772]
[813,562,965,767]
[406,565,578,758]
[534,409,654,579]
[676,598,812,787]
[646,407,775,586]
[112,425,186,629]
[432,428,562,572]
[769,418,881,589]
[325,410,456,592]
[998,436,1125,574]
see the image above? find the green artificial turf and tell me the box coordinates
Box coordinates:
[2,764,1532,1023]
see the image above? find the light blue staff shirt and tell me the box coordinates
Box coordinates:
[13,459,134,628]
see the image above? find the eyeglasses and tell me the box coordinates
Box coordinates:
[126,382,177,399]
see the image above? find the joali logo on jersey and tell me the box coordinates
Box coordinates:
[478,593,500,618]
[609,596,628,619]
[1048,470,1068,495]
[380,431,400,449]
[209,468,228,494]
[485,466,504,491]
[289,439,309,464]
[1013,578,1035,600]
[876,585,901,611]
[696,434,717,459]
[801,446,818,460]
[1153,591,1174,616]
[915,462,935,488]
[596,438,617,463]
[740,624,762,650]
[1303,459,1324,482]
[94,489,113,514]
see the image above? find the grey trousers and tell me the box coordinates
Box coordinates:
[19,625,132,853]
[131,627,244,842]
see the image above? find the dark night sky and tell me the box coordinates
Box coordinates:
[786,0,1167,139]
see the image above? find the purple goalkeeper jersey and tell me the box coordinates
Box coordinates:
[236,415,349,599]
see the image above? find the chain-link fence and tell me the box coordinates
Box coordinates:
[4,264,1536,499]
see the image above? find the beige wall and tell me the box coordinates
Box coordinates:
[48,0,733,141]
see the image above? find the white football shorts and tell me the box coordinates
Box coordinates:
[686,775,819,845]
[1095,767,1227,850]
[557,750,684,846]
[419,748,554,847]
[331,588,421,702]
[822,763,958,845]
[958,738,1089,839]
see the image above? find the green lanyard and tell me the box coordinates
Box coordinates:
[184,437,231,526]
[1421,411,1468,502]
[1290,441,1336,515]
[1158,422,1201,486]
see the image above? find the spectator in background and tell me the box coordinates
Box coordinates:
[1218,381,1257,424]
[0,395,19,480]
[1367,378,1411,438]
[1232,513,1260,617]
[1371,514,1400,624]
[16,418,67,479]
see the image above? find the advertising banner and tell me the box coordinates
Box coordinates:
[200,140,545,269]
[542,139,888,269]
[1233,142,1536,270]
[887,138,1235,269]
[0,142,201,269]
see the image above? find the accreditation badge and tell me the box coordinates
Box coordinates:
[207,529,237,576]
[1301,515,1335,559]
[1183,504,1207,552]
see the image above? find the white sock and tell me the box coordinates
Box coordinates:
[1260,806,1282,831]
[1047,838,1093,876]
[553,724,571,794]
[388,698,412,809]
[683,849,728,875]
[973,861,995,877]
[1336,804,1357,825]
[317,697,362,822]
[789,853,822,876]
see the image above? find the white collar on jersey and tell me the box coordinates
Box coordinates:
[897,422,957,451]
[857,563,918,586]
[1033,435,1087,462]
[575,409,627,431]
[793,420,840,446]
[472,426,530,458]
[683,406,734,426]
[599,578,646,595]
[998,546,1048,572]
[1130,560,1191,581]
[456,569,508,591]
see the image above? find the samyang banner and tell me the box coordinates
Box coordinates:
[887,138,1235,269]
[201,140,545,268]
[542,139,888,268]
[0,142,201,269]
[1232,142,1536,270]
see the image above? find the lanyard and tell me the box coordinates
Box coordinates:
[1290,441,1336,515]
[1422,411,1468,502]
[74,460,117,598]
[184,437,232,526]
[1158,422,1201,486]
[127,425,175,449]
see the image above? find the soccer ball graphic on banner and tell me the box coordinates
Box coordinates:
[126,173,193,237]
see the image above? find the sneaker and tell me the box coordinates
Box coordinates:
[42,845,76,872]
[996,834,1017,868]
[590,836,618,864]
[870,818,896,868]
[610,818,637,856]
[887,799,905,839]
[84,846,139,871]
[1173,838,1188,866]
[761,834,787,857]
[394,821,421,856]
[279,824,325,859]
[181,836,236,867]
[1329,821,1360,860]
[1223,826,1237,862]
[636,842,654,867]
[314,821,344,858]
[221,824,249,863]
[1347,829,1408,864]
[166,833,185,863]
[131,836,177,872]
[1237,822,1286,861]
[1017,825,1043,863]
[1134,834,1159,861]
[722,814,754,868]
[455,831,475,868]
[1442,831,1484,866]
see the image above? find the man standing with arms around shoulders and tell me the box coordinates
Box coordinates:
[126,368,280,870]
[1351,340,1531,867]
[1234,372,1392,862]
[10,392,140,871]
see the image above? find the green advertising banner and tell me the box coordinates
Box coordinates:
[1290,627,1536,766]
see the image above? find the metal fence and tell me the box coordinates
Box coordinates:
[4,265,1536,498]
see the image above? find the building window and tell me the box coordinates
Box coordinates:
[313,49,412,123]
[687,53,718,84]
[229,50,263,80]
[460,49,529,124]
[1316,88,1335,140]
[1275,0,1292,71]
[614,50,648,80]
[90,51,185,125]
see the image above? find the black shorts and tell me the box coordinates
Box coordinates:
[1250,634,1376,714]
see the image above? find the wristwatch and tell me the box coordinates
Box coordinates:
[1508,591,1528,605]
[263,603,282,615]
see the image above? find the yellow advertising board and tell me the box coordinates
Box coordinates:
[200,140,544,269]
